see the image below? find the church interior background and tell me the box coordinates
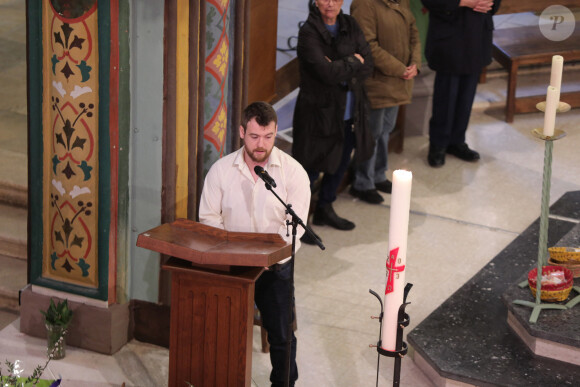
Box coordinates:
[0,0,580,385]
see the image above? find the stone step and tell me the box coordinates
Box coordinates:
[0,204,27,312]
[0,203,27,259]
[0,307,19,331]
[0,230,27,260]
[0,254,26,312]
[0,182,26,208]
[0,148,27,208]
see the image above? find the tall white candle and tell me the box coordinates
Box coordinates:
[550,55,563,91]
[543,86,558,137]
[381,169,412,351]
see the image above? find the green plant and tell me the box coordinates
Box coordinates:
[40,299,73,327]
[40,299,73,360]
[0,359,61,386]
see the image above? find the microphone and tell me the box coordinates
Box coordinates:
[254,166,277,188]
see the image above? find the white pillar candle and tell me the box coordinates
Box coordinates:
[550,55,564,91]
[543,86,558,137]
[381,169,412,351]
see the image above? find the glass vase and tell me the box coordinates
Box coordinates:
[45,323,68,360]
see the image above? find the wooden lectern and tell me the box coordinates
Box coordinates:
[137,219,292,387]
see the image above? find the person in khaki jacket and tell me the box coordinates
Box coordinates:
[350,0,421,204]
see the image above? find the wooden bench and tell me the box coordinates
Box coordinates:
[492,21,580,122]
[489,1,580,122]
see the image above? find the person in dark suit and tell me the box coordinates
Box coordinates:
[421,0,501,167]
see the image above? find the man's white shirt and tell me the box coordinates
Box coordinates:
[199,146,311,261]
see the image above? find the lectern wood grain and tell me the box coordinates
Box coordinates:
[137,220,292,387]
[165,258,263,387]
[137,219,292,267]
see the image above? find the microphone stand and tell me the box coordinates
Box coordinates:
[262,181,324,387]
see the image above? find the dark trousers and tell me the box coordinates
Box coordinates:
[255,261,297,386]
[307,120,355,207]
[429,72,480,148]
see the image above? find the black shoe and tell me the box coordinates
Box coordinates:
[349,186,384,204]
[446,143,480,162]
[374,179,392,194]
[428,144,446,168]
[300,230,321,245]
[313,204,355,230]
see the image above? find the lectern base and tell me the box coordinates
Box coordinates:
[163,257,264,387]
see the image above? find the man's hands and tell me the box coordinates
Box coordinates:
[460,0,493,13]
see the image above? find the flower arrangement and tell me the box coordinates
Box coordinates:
[41,299,73,360]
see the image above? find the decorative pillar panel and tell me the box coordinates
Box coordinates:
[46,1,99,288]
[29,0,116,301]
[203,0,232,174]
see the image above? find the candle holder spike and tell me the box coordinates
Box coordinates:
[369,283,412,387]
[535,101,571,114]
[531,128,566,141]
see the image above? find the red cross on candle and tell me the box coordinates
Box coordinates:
[385,247,405,294]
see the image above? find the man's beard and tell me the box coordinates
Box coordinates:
[245,146,271,163]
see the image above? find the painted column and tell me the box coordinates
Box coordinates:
[29,0,117,302]
[203,0,232,173]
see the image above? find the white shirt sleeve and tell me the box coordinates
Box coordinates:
[198,164,225,230]
[277,163,311,245]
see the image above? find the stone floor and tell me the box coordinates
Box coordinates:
[1,0,580,386]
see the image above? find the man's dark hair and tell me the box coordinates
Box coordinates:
[241,101,277,132]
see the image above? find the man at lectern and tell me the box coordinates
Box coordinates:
[199,101,311,387]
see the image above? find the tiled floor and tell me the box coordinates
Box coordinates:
[1,1,580,386]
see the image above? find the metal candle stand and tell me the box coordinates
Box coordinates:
[369,283,412,387]
[513,100,572,323]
